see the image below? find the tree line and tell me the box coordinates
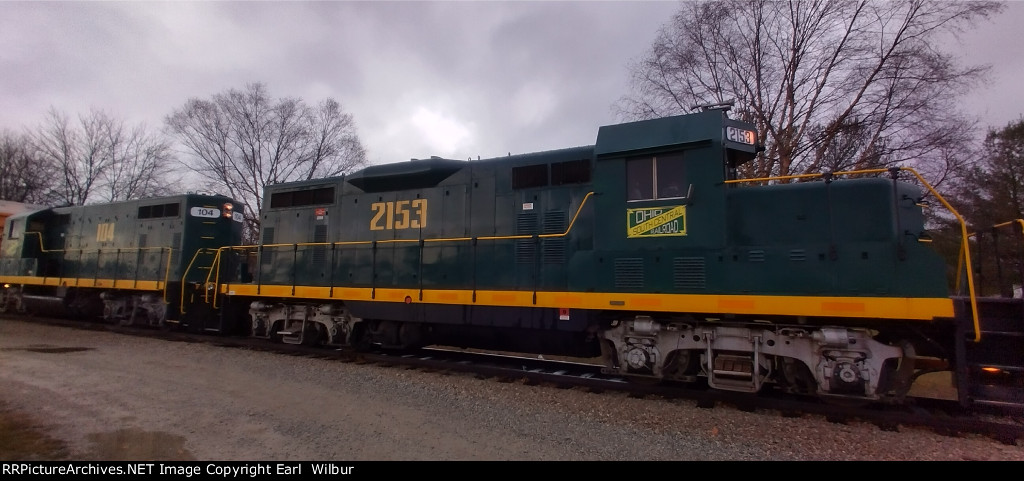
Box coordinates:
[0,82,367,242]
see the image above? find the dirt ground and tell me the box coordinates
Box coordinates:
[1,317,1020,461]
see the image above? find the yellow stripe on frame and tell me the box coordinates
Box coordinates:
[0,274,952,321]
[217,283,953,321]
[0,276,165,291]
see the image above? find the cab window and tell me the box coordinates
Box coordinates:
[626,153,686,201]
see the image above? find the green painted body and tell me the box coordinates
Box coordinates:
[0,194,244,285]
[253,109,950,326]
[257,147,596,294]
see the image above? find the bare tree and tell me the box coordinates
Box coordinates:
[165,82,367,239]
[29,107,178,206]
[101,122,180,202]
[0,129,54,204]
[616,0,1003,185]
[30,108,106,205]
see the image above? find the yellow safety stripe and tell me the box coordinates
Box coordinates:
[219,283,954,321]
[0,273,954,321]
[0,276,164,291]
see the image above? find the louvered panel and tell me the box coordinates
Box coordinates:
[542,210,566,264]
[312,225,328,264]
[614,258,644,289]
[673,257,706,289]
[516,212,538,264]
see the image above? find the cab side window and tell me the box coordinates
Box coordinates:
[626,157,653,200]
[626,153,686,201]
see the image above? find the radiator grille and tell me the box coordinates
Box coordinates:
[614,258,644,289]
[673,257,706,289]
[516,212,538,264]
[542,211,566,264]
[312,225,328,264]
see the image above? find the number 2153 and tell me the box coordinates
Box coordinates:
[370,199,427,230]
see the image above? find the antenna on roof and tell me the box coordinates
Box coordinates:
[691,98,735,112]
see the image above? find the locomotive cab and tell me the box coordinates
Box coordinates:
[589,109,954,403]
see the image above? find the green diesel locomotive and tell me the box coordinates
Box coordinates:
[1,108,1019,409]
[218,108,1012,406]
[0,193,244,331]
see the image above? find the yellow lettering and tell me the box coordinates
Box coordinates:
[627,205,686,238]
[394,200,410,229]
[96,223,115,242]
[370,203,386,230]
[412,199,427,228]
[371,198,429,231]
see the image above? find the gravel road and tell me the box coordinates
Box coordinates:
[1,317,1022,461]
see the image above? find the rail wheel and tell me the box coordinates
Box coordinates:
[779,357,817,396]
[348,322,373,352]
[878,340,916,402]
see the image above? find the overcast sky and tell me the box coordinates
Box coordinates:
[2,1,1022,168]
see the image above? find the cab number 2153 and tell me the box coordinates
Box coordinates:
[370,199,427,230]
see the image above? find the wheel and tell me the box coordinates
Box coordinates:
[780,357,817,395]
[348,323,373,352]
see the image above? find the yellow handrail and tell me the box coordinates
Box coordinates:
[959,219,1024,298]
[217,191,595,252]
[204,247,222,307]
[160,247,174,304]
[178,248,218,314]
[992,219,1024,234]
[725,167,981,342]
[209,246,254,309]
[209,192,597,300]
[22,231,175,301]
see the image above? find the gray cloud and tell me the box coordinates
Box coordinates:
[1,0,1019,167]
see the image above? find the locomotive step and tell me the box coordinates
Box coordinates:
[966,363,1024,373]
[954,297,1024,334]
[965,385,1024,411]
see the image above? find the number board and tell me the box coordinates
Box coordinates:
[370,199,428,231]
[191,207,221,218]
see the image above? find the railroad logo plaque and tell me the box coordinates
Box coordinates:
[626,205,687,238]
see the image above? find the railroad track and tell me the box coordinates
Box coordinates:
[8,314,1024,446]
